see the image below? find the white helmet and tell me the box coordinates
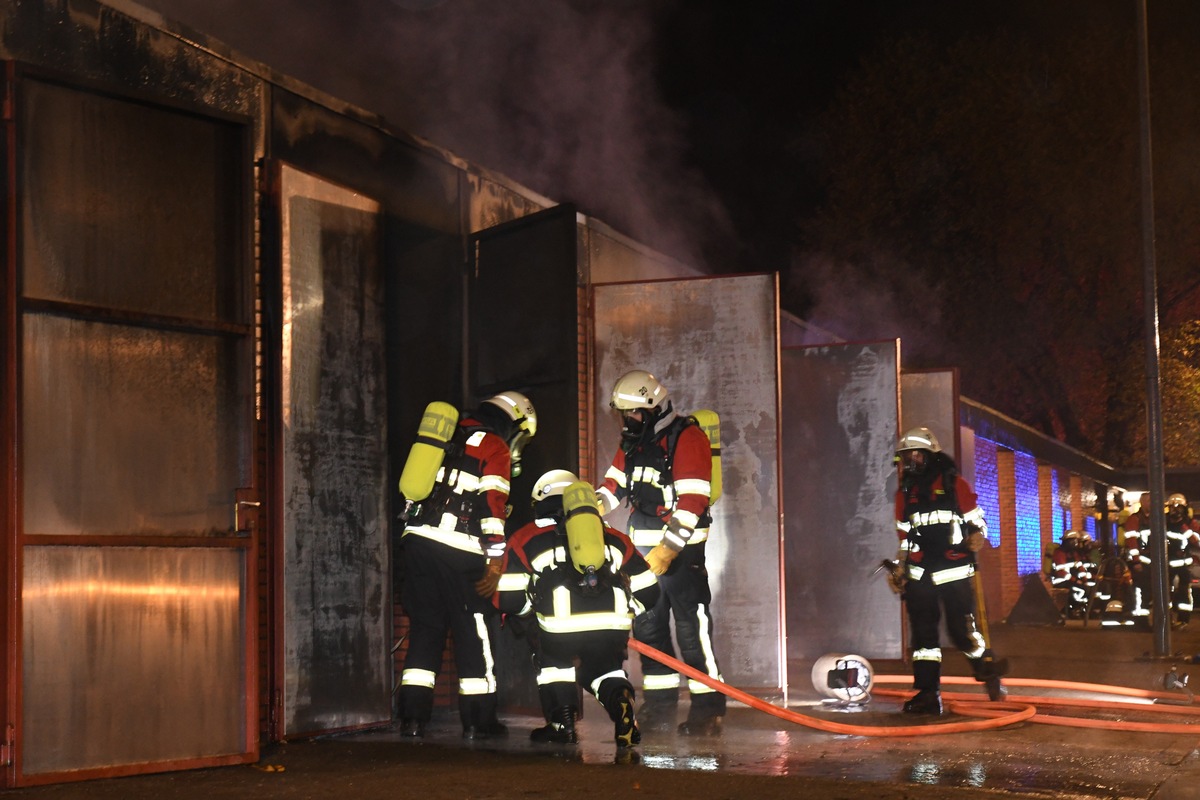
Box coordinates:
[610,370,669,412]
[896,426,942,454]
[483,391,537,476]
[532,469,578,504]
[1167,492,1188,509]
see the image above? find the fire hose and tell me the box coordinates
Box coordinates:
[628,637,1200,737]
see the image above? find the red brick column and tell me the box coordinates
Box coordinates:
[996,449,1022,618]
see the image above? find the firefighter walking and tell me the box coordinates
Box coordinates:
[893,427,1008,714]
[396,391,537,739]
[494,470,660,746]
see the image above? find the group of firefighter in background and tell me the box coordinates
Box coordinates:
[393,369,726,747]
[392,372,1013,747]
[1048,491,1200,630]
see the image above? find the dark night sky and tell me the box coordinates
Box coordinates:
[134,0,962,270]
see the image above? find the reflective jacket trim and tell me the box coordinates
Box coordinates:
[404,523,487,555]
[912,647,941,663]
[536,586,632,633]
[631,526,709,548]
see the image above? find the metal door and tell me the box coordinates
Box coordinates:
[271,164,391,737]
[9,73,258,783]
[592,273,785,699]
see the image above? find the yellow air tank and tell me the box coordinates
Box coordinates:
[398,401,459,502]
[691,409,722,505]
[564,481,606,574]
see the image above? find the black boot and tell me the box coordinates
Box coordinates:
[973,650,1010,701]
[530,706,578,744]
[606,688,641,747]
[398,718,425,738]
[636,699,678,732]
[902,688,943,715]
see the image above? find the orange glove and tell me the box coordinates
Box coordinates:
[644,544,679,576]
[474,558,503,597]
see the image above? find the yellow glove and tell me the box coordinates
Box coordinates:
[474,558,503,597]
[645,543,679,576]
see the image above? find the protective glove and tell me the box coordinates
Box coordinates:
[644,543,679,576]
[965,531,987,553]
[474,558,504,597]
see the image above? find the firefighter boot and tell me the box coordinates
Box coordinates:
[973,650,1010,701]
[529,706,578,744]
[902,689,943,715]
[606,688,641,748]
[636,691,678,733]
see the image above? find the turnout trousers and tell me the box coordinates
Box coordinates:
[398,534,499,730]
[632,542,726,720]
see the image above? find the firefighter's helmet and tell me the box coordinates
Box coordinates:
[532,469,577,505]
[1167,493,1188,509]
[610,370,669,411]
[896,426,942,454]
[484,391,537,476]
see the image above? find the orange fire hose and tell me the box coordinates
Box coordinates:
[628,638,1200,737]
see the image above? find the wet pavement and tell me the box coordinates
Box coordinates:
[350,619,1200,799]
[9,619,1200,799]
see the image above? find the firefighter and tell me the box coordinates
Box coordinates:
[596,369,726,736]
[495,470,660,747]
[1123,493,1152,620]
[1050,530,1098,621]
[396,391,537,739]
[893,427,1008,714]
[1166,493,1199,630]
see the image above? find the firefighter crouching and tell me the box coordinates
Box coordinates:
[494,470,660,747]
[893,427,1008,714]
[396,391,537,740]
[596,369,727,736]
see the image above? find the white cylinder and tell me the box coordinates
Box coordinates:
[811,653,874,702]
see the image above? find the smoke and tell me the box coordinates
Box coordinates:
[790,250,944,364]
[139,0,732,270]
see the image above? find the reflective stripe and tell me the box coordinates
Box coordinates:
[685,603,723,695]
[590,669,627,697]
[497,573,529,592]
[459,677,492,695]
[906,564,925,581]
[597,486,620,514]
[643,673,681,690]
[912,647,941,662]
[603,465,627,489]
[930,564,974,585]
[631,526,709,548]
[674,478,710,497]
[401,668,437,689]
[478,473,509,494]
[537,666,576,685]
[537,586,632,633]
[404,524,486,555]
[673,509,700,530]
[897,521,912,535]
[456,613,496,695]
[963,629,986,659]
[628,571,658,594]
